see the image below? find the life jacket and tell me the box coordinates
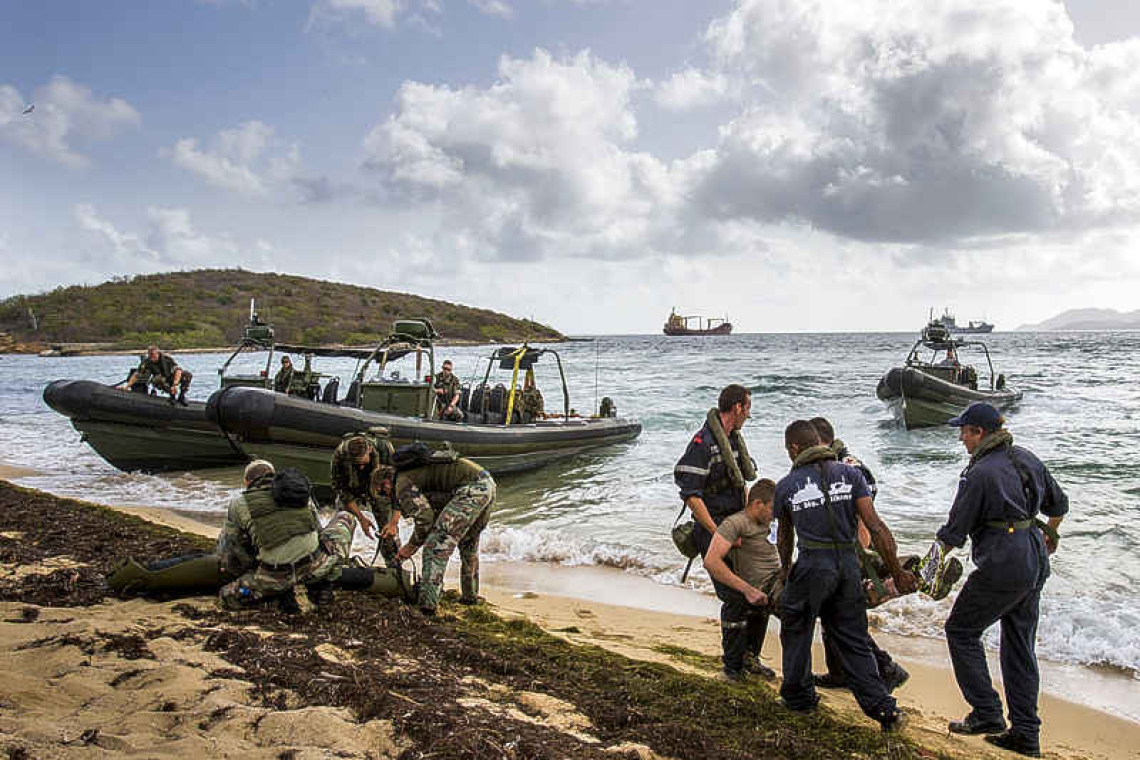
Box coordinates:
[244,471,318,556]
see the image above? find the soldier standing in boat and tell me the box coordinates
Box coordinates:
[433,360,464,421]
[939,402,1068,757]
[274,355,297,394]
[118,345,192,405]
[673,383,759,680]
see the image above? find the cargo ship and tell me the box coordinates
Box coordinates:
[663,310,732,336]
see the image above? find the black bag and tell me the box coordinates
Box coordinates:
[272,468,312,508]
[391,441,459,471]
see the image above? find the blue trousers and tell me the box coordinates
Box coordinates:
[779,551,894,719]
[945,573,1043,738]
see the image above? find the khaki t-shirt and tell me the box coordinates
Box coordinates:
[716,511,780,587]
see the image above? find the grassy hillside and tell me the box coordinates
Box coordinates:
[0,270,562,348]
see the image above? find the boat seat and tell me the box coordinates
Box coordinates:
[321,377,340,405]
[343,380,361,407]
[488,384,506,414]
[459,384,471,412]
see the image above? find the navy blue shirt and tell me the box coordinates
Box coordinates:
[774,460,871,548]
[674,420,751,523]
[937,444,1068,589]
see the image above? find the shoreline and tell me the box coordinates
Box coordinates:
[3,467,1139,758]
[46,484,1140,757]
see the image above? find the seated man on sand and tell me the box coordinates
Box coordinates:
[702,478,781,681]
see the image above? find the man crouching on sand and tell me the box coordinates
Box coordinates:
[217,460,357,613]
[702,478,781,681]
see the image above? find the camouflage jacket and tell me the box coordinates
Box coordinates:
[434,372,461,405]
[394,458,487,548]
[216,479,320,571]
[139,352,181,386]
[273,366,295,393]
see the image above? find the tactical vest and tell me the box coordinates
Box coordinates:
[244,485,318,557]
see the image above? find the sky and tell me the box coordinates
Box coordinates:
[3,0,1140,333]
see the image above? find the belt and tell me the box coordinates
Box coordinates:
[260,547,322,573]
[800,540,859,551]
[985,519,1034,533]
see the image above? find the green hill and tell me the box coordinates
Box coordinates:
[0,270,563,349]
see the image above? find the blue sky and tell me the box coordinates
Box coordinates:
[3,1,1140,332]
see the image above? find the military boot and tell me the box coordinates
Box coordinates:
[306,581,334,608]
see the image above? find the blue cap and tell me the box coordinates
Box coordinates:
[947,402,1003,430]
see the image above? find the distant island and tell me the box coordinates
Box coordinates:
[0,270,563,352]
[1016,308,1140,331]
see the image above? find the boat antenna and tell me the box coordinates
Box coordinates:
[593,337,600,414]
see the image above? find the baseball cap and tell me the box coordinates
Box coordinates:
[947,402,1003,431]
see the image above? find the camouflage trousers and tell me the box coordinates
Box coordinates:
[418,475,495,611]
[218,511,357,610]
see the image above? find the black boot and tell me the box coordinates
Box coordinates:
[948,712,1007,735]
[306,581,334,608]
[984,730,1041,757]
[277,588,301,615]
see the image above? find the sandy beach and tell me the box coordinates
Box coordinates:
[1,472,1137,759]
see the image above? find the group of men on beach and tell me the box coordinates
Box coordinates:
[214,430,497,617]
[675,383,1068,757]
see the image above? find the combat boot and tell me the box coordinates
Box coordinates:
[306,581,334,608]
[948,712,1007,735]
[742,654,776,679]
[984,730,1041,757]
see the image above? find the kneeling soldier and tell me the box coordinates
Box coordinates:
[218,461,356,611]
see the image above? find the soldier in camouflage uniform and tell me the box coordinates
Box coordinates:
[433,360,464,421]
[330,433,400,566]
[519,373,545,421]
[380,457,495,615]
[118,345,192,405]
[273,356,297,394]
[217,460,356,611]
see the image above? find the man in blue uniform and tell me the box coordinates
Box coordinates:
[808,417,908,693]
[674,383,759,680]
[775,420,916,731]
[939,402,1067,758]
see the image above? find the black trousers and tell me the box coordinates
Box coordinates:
[712,576,770,671]
[779,551,893,719]
[822,626,895,681]
[945,573,1043,738]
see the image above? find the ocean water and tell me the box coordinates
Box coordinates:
[1,332,1138,680]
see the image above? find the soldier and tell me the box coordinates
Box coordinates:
[273,355,297,394]
[433,359,464,421]
[330,433,399,567]
[518,373,545,421]
[118,345,192,405]
[808,417,909,693]
[775,420,916,731]
[939,402,1067,757]
[379,455,495,615]
[674,383,757,680]
[217,461,356,611]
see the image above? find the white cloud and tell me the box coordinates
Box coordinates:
[467,0,511,18]
[654,67,731,111]
[75,204,242,270]
[166,120,300,195]
[684,0,1140,243]
[0,76,140,167]
[310,0,400,28]
[363,49,681,261]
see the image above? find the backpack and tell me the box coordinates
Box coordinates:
[391,441,459,471]
[271,468,313,508]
